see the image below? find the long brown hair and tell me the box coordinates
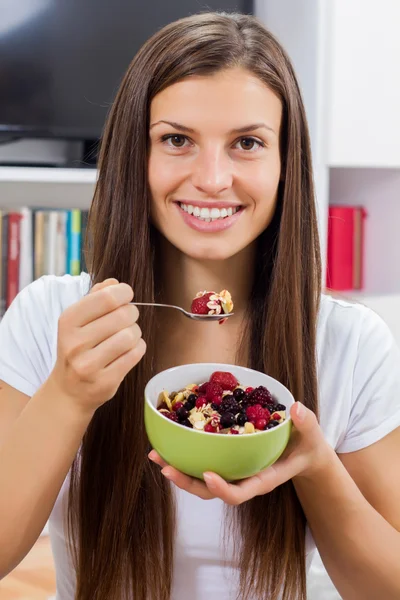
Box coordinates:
[67,12,321,600]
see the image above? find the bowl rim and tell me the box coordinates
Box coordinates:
[144,362,294,439]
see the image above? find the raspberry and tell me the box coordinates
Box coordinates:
[271,412,282,421]
[205,382,224,401]
[195,397,207,409]
[198,382,209,395]
[230,428,239,435]
[255,418,267,430]
[172,401,184,412]
[245,387,254,393]
[210,371,238,391]
[246,404,271,423]
[248,386,273,407]
[204,423,218,433]
[191,292,216,315]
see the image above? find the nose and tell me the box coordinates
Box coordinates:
[191,147,233,196]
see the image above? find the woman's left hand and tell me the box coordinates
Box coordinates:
[148,402,336,505]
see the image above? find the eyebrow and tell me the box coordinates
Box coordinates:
[149,120,276,136]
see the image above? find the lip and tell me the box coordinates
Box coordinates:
[175,202,244,233]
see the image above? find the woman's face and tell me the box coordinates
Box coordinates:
[148,68,282,261]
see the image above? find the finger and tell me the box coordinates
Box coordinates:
[89,278,119,294]
[161,467,216,500]
[148,450,169,469]
[203,452,307,505]
[103,336,146,380]
[77,323,143,374]
[69,283,134,327]
[82,303,140,348]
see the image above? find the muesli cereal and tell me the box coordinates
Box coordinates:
[157,371,286,435]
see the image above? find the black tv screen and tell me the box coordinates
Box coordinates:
[0,0,253,141]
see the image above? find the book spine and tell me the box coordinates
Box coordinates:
[1,214,8,317]
[18,207,33,292]
[6,212,22,308]
[69,210,81,276]
[80,210,89,273]
[34,211,45,280]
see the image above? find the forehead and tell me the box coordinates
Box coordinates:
[150,68,282,133]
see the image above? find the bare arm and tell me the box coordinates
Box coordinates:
[0,278,146,579]
[0,378,93,578]
[293,427,400,600]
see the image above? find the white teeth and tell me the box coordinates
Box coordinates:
[180,203,240,221]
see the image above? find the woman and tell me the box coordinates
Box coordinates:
[0,11,399,600]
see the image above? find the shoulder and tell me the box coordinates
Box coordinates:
[18,271,91,319]
[317,293,391,351]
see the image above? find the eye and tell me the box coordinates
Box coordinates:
[235,137,265,152]
[161,134,189,148]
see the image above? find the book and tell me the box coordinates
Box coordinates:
[66,209,81,276]
[1,213,8,317]
[18,207,33,292]
[326,205,367,291]
[6,212,23,308]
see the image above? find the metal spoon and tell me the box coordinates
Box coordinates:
[130,302,234,322]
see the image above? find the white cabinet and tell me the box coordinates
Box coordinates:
[328,0,400,168]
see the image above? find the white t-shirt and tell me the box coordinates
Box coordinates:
[1,272,400,600]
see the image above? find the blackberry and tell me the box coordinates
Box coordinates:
[220,397,240,414]
[266,403,277,413]
[211,402,222,411]
[176,407,190,421]
[236,413,247,426]
[248,386,273,407]
[275,403,286,411]
[220,412,235,429]
[233,388,245,401]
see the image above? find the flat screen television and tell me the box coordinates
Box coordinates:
[0,0,253,142]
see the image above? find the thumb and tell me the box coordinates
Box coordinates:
[290,401,318,433]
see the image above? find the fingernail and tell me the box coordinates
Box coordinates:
[203,473,215,487]
[296,401,306,421]
[161,468,172,479]
[148,451,156,461]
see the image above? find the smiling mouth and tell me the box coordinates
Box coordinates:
[178,202,242,222]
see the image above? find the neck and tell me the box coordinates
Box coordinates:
[156,237,256,316]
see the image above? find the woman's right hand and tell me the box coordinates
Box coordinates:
[49,278,146,414]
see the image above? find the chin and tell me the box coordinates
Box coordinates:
[179,240,242,262]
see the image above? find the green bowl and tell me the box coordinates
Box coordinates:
[144,363,294,481]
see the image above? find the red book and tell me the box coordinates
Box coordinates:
[7,212,23,309]
[326,206,367,291]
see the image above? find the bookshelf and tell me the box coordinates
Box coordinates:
[258,0,400,346]
[0,167,97,185]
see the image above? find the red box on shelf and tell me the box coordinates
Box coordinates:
[326,205,368,291]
